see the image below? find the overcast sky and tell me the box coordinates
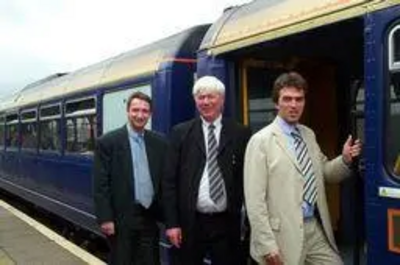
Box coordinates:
[0,0,250,97]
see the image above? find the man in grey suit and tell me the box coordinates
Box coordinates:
[244,72,362,265]
[93,92,167,265]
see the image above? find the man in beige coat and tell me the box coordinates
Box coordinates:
[244,72,362,265]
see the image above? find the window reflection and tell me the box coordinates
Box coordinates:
[247,67,280,132]
[66,115,97,155]
[40,120,61,152]
[387,72,400,177]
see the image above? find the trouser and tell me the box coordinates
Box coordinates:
[108,204,160,265]
[300,218,343,265]
[181,212,241,265]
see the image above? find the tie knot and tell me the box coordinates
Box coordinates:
[291,128,302,140]
[134,134,144,143]
[209,124,215,131]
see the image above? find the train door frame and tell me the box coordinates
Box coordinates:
[237,56,345,229]
[218,21,366,262]
[364,5,400,264]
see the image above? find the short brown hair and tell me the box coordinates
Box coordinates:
[272,72,308,103]
[126,91,152,111]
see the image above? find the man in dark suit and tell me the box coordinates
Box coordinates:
[93,91,167,265]
[162,76,251,265]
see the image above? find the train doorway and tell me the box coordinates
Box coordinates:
[235,17,365,264]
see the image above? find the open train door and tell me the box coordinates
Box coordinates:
[197,1,400,264]
[364,4,400,265]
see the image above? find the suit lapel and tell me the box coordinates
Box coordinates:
[218,119,232,153]
[193,119,206,155]
[120,126,134,182]
[143,131,157,190]
[271,120,302,173]
[299,126,319,174]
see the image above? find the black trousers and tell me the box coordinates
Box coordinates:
[107,204,160,265]
[181,211,241,265]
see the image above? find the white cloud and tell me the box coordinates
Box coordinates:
[0,0,250,96]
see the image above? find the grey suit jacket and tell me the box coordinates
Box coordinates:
[244,118,350,265]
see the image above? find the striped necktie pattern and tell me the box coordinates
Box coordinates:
[207,124,225,204]
[291,129,317,205]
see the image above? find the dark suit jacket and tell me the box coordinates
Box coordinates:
[162,118,251,245]
[93,125,167,229]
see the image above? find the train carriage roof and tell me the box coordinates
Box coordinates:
[200,0,398,55]
[0,24,209,112]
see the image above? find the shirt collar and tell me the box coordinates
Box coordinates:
[126,123,143,139]
[201,115,222,128]
[276,115,298,136]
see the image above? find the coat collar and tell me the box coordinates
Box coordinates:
[271,117,302,172]
[193,117,233,155]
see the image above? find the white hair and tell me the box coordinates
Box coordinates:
[192,76,225,96]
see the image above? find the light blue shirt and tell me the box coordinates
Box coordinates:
[276,116,315,219]
[127,124,154,208]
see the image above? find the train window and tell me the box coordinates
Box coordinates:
[387,72,400,177]
[0,116,4,147]
[65,116,97,155]
[40,104,61,117]
[5,113,19,149]
[65,97,95,116]
[21,110,36,120]
[65,97,97,155]
[20,110,37,150]
[102,84,152,134]
[246,67,279,132]
[39,104,61,152]
[389,24,400,70]
[40,120,61,152]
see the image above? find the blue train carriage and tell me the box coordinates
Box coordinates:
[0,25,209,237]
[197,0,400,264]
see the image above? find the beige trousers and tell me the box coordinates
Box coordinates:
[299,218,343,265]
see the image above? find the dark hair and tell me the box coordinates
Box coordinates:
[272,72,308,103]
[126,91,152,111]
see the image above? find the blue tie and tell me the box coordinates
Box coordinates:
[134,135,154,208]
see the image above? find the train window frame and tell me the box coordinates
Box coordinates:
[40,103,61,119]
[0,115,5,148]
[387,71,400,178]
[387,22,400,179]
[20,109,38,151]
[65,97,97,156]
[65,97,96,117]
[5,112,19,151]
[102,84,152,134]
[389,24,400,71]
[39,104,62,153]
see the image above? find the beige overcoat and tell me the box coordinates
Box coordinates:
[244,118,351,265]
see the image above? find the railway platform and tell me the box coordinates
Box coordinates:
[0,200,105,265]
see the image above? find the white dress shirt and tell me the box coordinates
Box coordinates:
[196,115,227,213]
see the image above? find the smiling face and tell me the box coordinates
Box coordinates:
[127,98,151,132]
[275,86,305,125]
[194,91,224,123]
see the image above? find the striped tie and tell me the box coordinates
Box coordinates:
[207,124,225,204]
[291,129,317,205]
